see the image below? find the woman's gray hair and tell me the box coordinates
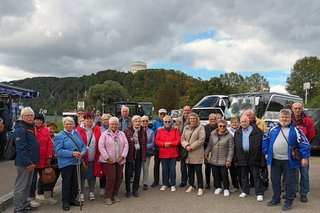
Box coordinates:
[163,115,172,122]
[187,112,200,124]
[63,116,75,124]
[141,115,149,121]
[279,109,292,117]
[217,119,227,126]
[208,113,216,119]
[20,107,34,117]
[109,117,119,124]
[101,113,111,119]
[132,115,141,122]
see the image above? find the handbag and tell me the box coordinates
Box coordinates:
[41,167,56,184]
[178,128,195,161]
[280,128,302,161]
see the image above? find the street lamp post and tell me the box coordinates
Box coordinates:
[303,82,311,104]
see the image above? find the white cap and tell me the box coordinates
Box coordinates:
[158,108,167,114]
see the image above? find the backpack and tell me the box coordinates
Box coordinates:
[4,131,16,160]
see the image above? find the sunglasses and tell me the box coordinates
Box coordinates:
[164,121,171,123]
[219,125,227,128]
[160,113,166,115]
[142,120,148,122]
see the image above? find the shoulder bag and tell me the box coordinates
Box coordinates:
[280,128,302,161]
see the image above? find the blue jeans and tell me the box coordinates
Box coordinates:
[299,163,310,196]
[161,158,176,186]
[271,159,296,204]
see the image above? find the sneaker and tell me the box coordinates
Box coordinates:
[79,193,85,202]
[105,198,113,205]
[35,194,45,201]
[282,202,293,211]
[89,192,95,201]
[171,186,176,192]
[224,189,230,197]
[257,195,264,202]
[99,189,105,197]
[300,195,308,203]
[214,188,222,195]
[28,198,41,208]
[239,192,248,198]
[197,188,204,196]
[186,186,195,193]
[160,185,167,191]
[267,200,281,207]
[113,195,120,202]
[44,197,58,204]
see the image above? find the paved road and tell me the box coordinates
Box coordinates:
[2,156,320,213]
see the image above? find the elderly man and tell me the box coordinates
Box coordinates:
[13,107,40,213]
[243,109,268,133]
[263,109,310,211]
[119,106,132,131]
[234,115,265,202]
[151,108,167,187]
[291,102,315,202]
[174,105,191,187]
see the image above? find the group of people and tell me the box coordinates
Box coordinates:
[12,101,313,212]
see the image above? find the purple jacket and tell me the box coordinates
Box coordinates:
[98,129,129,165]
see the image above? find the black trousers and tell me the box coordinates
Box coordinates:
[60,165,78,205]
[188,164,203,189]
[153,153,161,184]
[204,161,212,187]
[212,165,229,189]
[239,166,264,195]
[229,163,240,189]
[125,157,142,193]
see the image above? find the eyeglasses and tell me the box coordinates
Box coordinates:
[142,120,148,122]
[219,125,227,128]
[164,121,171,123]
[160,113,166,115]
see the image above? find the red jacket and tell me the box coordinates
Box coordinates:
[34,125,53,168]
[292,113,315,142]
[77,125,102,177]
[155,127,181,159]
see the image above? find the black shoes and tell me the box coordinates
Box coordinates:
[282,202,293,211]
[300,195,308,202]
[62,203,70,211]
[70,200,81,206]
[267,200,281,207]
[126,191,131,198]
[179,183,187,187]
[205,184,210,189]
[151,182,159,187]
[143,184,148,190]
[132,191,139,197]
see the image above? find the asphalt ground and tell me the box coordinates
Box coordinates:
[1,156,320,213]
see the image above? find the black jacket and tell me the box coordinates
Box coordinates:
[204,123,218,149]
[234,125,265,167]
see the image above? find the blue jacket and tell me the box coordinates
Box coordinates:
[262,122,311,169]
[152,117,164,152]
[14,120,39,167]
[54,130,87,169]
[146,127,155,150]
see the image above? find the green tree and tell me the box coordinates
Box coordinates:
[287,56,320,101]
[155,84,179,112]
[86,80,131,110]
[244,73,270,92]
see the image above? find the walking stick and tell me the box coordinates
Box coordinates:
[76,159,83,211]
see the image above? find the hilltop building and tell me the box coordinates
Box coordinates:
[130,61,147,74]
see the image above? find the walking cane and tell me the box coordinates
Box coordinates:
[76,159,83,211]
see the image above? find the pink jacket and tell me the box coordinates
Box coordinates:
[98,129,129,165]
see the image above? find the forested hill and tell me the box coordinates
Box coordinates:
[8,69,269,114]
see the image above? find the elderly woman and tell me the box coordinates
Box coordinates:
[181,113,205,196]
[76,112,101,202]
[124,115,147,198]
[155,115,181,192]
[141,115,155,190]
[205,120,234,197]
[54,116,86,211]
[98,117,128,205]
[98,113,112,196]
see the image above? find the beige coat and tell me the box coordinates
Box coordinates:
[181,124,205,164]
[174,116,188,135]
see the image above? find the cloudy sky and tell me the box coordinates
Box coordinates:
[0,0,319,93]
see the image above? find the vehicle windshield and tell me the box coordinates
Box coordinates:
[193,96,219,108]
[192,108,223,120]
[224,96,256,119]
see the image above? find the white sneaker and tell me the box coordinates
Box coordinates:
[99,188,105,197]
[160,185,167,191]
[214,188,222,195]
[257,195,263,202]
[44,196,58,204]
[224,189,230,197]
[89,192,95,201]
[239,192,248,198]
[35,194,45,201]
[79,193,85,202]
[197,188,204,196]
[171,186,176,192]
[28,198,41,207]
[185,186,194,193]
